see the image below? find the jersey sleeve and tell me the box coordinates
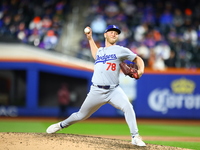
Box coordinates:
[119,46,137,62]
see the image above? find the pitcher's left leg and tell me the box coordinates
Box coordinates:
[108,87,146,146]
[108,86,139,135]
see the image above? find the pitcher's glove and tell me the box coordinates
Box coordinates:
[119,62,139,79]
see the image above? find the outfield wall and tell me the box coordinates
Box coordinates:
[0,44,200,119]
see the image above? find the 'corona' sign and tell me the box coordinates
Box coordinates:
[148,78,200,114]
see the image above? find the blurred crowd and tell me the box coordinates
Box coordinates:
[78,0,200,70]
[0,0,70,50]
[0,0,200,70]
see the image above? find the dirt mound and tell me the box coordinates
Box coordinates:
[0,132,190,150]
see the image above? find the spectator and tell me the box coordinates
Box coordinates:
[104,2,119,25]
[90,15,107,41]
[32,4,43,17]
[28,28,42,46]
[136,42,150,66]
[159,8,173,35]
[0,15,12,37]
[117,24,130,47]
[148,48,156,69]
[42,15,52,31]
[134,23,148,42]
[121,1,136,18]
[10,13,23,36]
[42,30,58,50]
[43,7,54,19]
[142,3,156,26]
[172,8,184,34]
[152,28,162,42]
[183,26,198,47]
[143,30,157,48]
[54,1,65,21]
[165,50,176,67]
[51,15,63,36]
[17,22,29,43]
[29,16,43,30]
[153,41,171,70]
[57,83,70,119]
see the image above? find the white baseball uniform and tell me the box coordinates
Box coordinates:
[61,45,139,136]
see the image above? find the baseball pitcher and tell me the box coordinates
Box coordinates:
[46,25,146,146]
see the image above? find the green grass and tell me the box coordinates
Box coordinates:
[0,120,200,150]
[139,124,200,137]
[0,120,47,133]
[59,122,131,135]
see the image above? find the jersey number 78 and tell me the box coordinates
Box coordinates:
[106,62,116,71]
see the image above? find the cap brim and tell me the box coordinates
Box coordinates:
[106,28,121,34]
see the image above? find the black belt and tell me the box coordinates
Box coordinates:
[93,84,119,89]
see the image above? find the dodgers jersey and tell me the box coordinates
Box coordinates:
[92,45,137,85]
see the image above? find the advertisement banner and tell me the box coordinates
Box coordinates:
[135,74,200,119]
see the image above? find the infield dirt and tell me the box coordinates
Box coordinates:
[0,132,192,150]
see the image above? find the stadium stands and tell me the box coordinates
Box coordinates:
[0,0,199,69]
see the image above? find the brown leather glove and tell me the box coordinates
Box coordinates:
[119,62,139,79]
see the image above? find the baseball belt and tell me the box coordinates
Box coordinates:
[92,84,119,89]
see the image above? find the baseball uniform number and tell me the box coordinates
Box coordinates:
[106,62,116,71]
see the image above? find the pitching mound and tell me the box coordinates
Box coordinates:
[0,132,190,150]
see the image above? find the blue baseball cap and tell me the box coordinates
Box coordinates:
[104,25,121,34]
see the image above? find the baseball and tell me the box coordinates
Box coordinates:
[84,27,90,33]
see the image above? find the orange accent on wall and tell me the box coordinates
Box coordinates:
[0,58,94,72]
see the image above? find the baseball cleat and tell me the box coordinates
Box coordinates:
[132,135,146,146]
[46,122,62,134]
